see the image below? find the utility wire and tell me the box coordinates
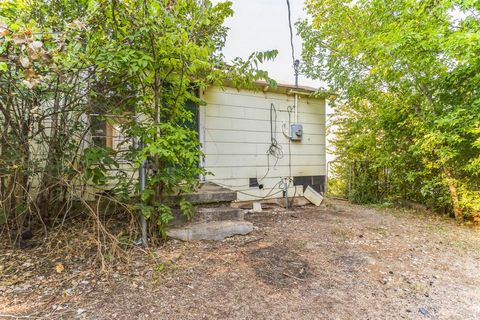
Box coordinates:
[259,103,283,182]
[286,0,300,87]
[285,0,296,66]
[212,180,285,200]
[268,103,283,161]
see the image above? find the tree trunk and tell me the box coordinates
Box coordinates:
[443,168,463,221]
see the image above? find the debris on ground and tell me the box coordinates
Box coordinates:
[1,200,480,319]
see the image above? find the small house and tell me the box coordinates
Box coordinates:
[196,81,327,203]
[100,80,327,204]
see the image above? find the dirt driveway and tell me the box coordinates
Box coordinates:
[2,200,480,319]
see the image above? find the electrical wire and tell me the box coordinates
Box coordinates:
[286,0,301,86]
[212,180,285,200]
[286,0,296,66]
[267,103,283,161]
[259,103,283,182]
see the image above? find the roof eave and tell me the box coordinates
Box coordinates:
[221,79,336,100]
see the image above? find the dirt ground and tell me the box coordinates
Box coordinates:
[1,200,480,319]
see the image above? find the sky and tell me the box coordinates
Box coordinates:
[211,0,321,89]
[211,0,335,163]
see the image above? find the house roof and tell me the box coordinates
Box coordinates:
[256,80,318,94]
[222,79,335,100]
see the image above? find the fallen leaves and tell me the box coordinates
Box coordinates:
[1,202,480,319]
[55,263,65,274]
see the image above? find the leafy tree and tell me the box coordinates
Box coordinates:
[83,0,276,237]
[300,0,480,220]
[0,0,94,229]
[1,0,277,242]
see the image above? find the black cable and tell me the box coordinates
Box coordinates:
[286,0,301,86]
[213,180,284,200]
[286,0,296,66]
[267,103,283,161]
[259,103,283,182]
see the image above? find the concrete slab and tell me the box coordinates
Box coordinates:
[194,207,244,223]
[253,202,262,212]
[170,207,245,226]
[304,186,324,206]
[167,221,254,241]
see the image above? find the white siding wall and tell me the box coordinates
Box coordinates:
[200,86,326,201]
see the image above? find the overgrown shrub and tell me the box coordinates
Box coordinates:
[0,0,277,250]
[301,0,480,220]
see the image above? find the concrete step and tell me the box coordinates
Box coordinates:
[181,182,237,204]
[171,207,245,226]
[195,207,244,223]
[167,220,254,241]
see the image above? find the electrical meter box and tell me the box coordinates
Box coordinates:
[290,124,303,141]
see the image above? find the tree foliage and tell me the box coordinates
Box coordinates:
[0,0,93,230]
[300,0,480,220]
[83,0,277,236]
[0,0,277,243]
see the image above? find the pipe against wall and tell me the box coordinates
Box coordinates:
[139,159,148,246]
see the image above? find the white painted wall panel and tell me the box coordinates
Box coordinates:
[204,154,325,168]
[204,142,325,155]
[204,116,325,132]
[204,129,325,145]
[201,86,326,201]
[205,87,325,114]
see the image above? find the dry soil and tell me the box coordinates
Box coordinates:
[1,200,480,319]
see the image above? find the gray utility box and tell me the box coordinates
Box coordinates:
[290,124,303,141]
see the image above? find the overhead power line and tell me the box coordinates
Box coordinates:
[285,0,300,87]
[285,0,296,65]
